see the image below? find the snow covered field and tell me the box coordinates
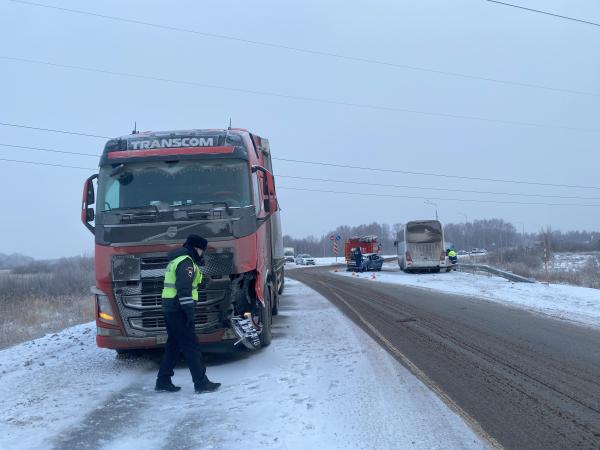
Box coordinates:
[335,264,600,328]
[550,252,600,272]
[0,279,484,450]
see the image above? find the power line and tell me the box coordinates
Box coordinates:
[277,174,600,201]
[2,57,597,133]
[6,0,598,97]
[1,157,599,207]
[0,121,110,138]
[0,143,98,156]
[1,142,596,199]
[0,157,94,170]
[1,123,599,190]
[274,158,600,191]
[486,1,600,27]
[278,187,600,207]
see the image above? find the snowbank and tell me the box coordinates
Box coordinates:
[335,264,600,328]
[0,279,484,450]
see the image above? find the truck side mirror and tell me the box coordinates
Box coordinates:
[265,171,278,213]
[252,165,278,215]
[81,174,98,234]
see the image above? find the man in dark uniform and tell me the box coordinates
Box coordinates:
[353,247,363,271]
[155,234,221,393]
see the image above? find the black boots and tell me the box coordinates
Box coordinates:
[155,376,221,393]
[155,377,181,392]
[195,376,221,393]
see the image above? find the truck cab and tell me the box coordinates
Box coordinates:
[81,128,284,352]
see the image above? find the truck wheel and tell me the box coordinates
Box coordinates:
[272,290,280,316]
[277,272,285,295]
[259,286,272,347]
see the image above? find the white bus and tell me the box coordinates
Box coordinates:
[395,220,448,272]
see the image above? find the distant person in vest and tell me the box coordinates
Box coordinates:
[447,248,458,268]
[156,234,221,393]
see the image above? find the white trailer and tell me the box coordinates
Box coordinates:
[284,247,295,263]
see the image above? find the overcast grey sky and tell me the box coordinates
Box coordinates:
[1,0,599,259]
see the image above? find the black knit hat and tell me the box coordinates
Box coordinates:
[184,234,208,251]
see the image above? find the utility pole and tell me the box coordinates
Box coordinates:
[424,200,438,220]
[458,212,468,252]
[514,222,525,248]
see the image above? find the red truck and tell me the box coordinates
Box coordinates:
[344,236,382,262]
[81,128,285,353]
[344,236,381,262]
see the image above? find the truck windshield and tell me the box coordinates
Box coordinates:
[97,159,252,212]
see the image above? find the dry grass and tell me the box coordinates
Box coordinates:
[0,294,93,349]
[0,257,95,349]
[482,251,600,289]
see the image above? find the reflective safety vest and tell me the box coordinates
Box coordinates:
[448,250,457,258]
[161,255,203,302]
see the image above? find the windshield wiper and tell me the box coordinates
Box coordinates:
[173,201,232,216]
[102,205,159,214]
[102,205,160,223]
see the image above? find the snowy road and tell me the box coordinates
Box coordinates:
[289,267,600,450]
[335,263,600,328]
[0,279,485,450]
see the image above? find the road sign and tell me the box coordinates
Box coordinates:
[335,235,341,241]
[329,235,335,241]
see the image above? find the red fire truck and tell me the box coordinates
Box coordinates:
[81,128,284,353]
[344,236,382,262]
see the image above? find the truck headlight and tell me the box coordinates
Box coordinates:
[112,255,141,281]
[97,294,116,324]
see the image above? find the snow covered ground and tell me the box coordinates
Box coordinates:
[285,255,396,270]
[550,252,600,272]
[0,279,485,450]
[285,256,342,269]
[334,264,600,328]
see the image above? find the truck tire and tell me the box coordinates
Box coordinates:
[272,289,280,316]
[277,271,285,295]
[259,286,272,347]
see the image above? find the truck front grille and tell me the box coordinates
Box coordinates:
[113,252,233,337]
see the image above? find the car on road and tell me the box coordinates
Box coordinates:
[295,254,316,265]
[364,253,384,271]
[346,253,384,272]
[469,248,488,255]
[284,247,295,263]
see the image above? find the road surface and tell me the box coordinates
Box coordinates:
[288,266,600,450]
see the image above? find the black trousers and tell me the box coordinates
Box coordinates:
[157,310,206,385]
